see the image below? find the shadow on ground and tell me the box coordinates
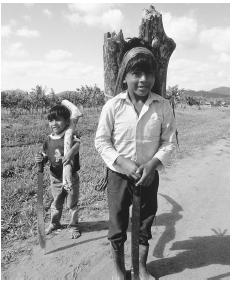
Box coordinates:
[148,234,230,279]
[152,193,183,258]
[79,220,109,232]
[46,234,108,255]
[45,220,109,255]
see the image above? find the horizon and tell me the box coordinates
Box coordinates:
[2,85,230,95]
[1,3,230,93]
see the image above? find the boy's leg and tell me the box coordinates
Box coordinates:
[66,172,81,239]
[107,170,131,279]
[43,186,53,212]
[139,170,159,279]
[47,176,66,234]
[111,245,126,280]
[139,244,155,280]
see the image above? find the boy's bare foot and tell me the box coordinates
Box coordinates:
[71,229,81,239]
[67,225,81,239]
[46,223,62,235]
[139,269,156,280]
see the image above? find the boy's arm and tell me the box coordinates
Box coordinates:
[95,101,120,168]
[35,140,49,164]
[95,102,140,180]
[42,140,49,163]
[71,135,81,155]
[63,138,80,166]
[153,100,176,169]
[136,101,176,186]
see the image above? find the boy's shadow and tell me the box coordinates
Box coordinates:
[78,220,108,232]
[147,234,230,279]
[148,194,229,279]
[152,193,183,258]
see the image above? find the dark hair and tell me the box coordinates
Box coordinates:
[119,38,156,90]
[119,37,153,63]
[47,104,70,121]
[125,54,156,75]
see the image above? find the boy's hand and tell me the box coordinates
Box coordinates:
[35,153,44,163]
[62,150,74,166]
[63,142,80,166]
[135,158,161,187]
[115,156,141,181]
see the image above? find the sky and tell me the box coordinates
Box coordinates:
[1,2,230,94]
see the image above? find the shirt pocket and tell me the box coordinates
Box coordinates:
[145,113,162,138]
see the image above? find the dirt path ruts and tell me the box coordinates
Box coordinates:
[2,137,230,280]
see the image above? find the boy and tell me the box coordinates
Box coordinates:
[35,104,81,239]
[95,38,176,279]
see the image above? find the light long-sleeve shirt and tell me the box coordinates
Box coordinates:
[95,91,176,174]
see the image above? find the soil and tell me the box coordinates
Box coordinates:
[2,137,230,280]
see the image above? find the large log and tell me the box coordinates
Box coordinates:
[61,100,82,191]
[103,5,176,98]
[139,5,176,97]
[103,30,126,101]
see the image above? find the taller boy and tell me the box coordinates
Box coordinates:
[95,38,176,279]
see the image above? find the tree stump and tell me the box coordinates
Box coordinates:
[103,5,176,99]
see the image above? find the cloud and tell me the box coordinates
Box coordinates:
[68,3,108,13]
[66,13,82,25]
[16,26,40,38]
[168,56,229,90]
[45,49,73,61]
[64,3,124,31]
[43,9,52,18]
[162,12,198,47]
[199,27,229,53]
[101,9,123,31]
[1,25,12,38]
[210,52,230,64]
[217,52,230,63]
[2,59,103,92]
[22,15,31,22]
[5,42,28,58]
[24,3,35,8]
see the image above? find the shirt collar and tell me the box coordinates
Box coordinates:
[49,130,66,140]
[118,90,163,104]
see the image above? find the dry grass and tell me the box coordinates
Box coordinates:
[1,105,230,268]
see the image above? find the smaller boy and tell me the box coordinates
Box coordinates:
[35,104,81,239]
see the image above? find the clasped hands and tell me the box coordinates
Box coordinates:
[115,156,160,187]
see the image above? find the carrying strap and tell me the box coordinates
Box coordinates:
[169,98,179,149]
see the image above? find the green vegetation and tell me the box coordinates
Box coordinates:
[1,105,230,268]
[1,85,105,114]
[2,85,230,117]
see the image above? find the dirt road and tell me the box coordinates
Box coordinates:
[2,137,230,280]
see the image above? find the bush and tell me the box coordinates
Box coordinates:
[1,85,105,115]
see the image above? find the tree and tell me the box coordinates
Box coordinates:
[103,5,176,99]
[29,85,47,112]
[166,85,185,107]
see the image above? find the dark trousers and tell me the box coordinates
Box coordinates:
[107,169,159,250]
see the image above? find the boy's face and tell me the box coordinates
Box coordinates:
[125,70,155,98]
[49,116,69,135]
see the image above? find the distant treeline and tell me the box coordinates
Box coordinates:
[182,89,230,100]
[1,85,105,113]
[1,84,230,115]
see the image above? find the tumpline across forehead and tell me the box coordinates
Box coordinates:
[121,47,155,67]
[125,54,155,74]
[114,47,156,95]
